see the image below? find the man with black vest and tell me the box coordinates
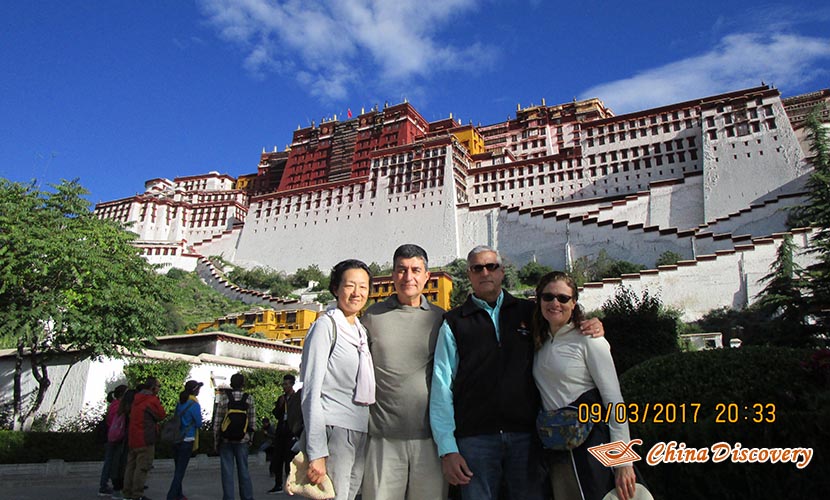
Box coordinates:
[430,245,604,500]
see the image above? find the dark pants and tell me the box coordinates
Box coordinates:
[110,440,128,491]
[166,441,194,500]
[99,442,115,490]
[270,433,296,486]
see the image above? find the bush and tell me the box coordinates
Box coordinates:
[518,261,553,287]
[0,431,101,463]
[655,251,683,267]
[124,359,192,412]
[570,249,645,286]
[620,347,830,499]
[600,286,680,374]
[242,368,297,425]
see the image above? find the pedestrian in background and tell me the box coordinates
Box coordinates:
[267,373,302,494]
[213,373,256,500]
[166,380,203,500]
[124,377,166,500]
[98,384,127,497]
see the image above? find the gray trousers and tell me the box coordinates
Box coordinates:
[362,435,448,500]
[325,425,368,500]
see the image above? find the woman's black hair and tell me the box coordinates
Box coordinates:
[531,271,584,351]
[118,389,137,417]
[328,259,373,294]
[113,384,128,400]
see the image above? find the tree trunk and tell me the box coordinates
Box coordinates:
[20,345,51,432]
[12,341,24,431]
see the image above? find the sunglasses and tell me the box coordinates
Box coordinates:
[540,293,573,304]
[469,263,501,273]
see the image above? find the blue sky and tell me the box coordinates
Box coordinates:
[2,0,829,205]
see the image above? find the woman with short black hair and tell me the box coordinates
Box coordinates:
[300,259,376,500]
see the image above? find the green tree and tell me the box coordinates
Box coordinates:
[443,259,471,308]
[203,324,250,336]
[291,264,326,289]
[569,249,644,286]
[123,359,192,412]
[600,285,680,374]
[501,262,520,290]
[753,234,814,346]
[315,291,334,304]
[756,235,806,320]
[791,103,830,333]
[0,180,170,430]
[655,250,683,267]
[367,261,393,277]
[518,261,553,287]
[242,367,297,424]
[158,269,249,334]
[225,264,293,298]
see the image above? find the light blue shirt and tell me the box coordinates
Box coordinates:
[429,291,504,456]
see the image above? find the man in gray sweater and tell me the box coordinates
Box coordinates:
[360,244,448,500]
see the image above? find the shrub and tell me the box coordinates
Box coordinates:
[655,251,683,267]
[0,431,101,463]
[600,285,680,374]
[241,368,298,425]
[518,261,554,287]
[124,359,192,412]
[620,347,830,498]
[570,249,645,286]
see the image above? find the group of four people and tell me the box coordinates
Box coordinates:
[298,244,644,500]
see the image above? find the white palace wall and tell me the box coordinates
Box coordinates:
[646,175,704,229]
[702,97,809,221]
[577,229,815,320]
[233,157,462,272]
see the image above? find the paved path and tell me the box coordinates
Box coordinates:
[0,453,290,500]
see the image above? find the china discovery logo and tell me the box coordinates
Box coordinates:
[588,439,643,467]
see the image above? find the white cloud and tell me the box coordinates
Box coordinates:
[580,33,830,114]
[197,0,491,101]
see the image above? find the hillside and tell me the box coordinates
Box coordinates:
[160,268,251,335]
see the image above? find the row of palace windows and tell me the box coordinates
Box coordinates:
[587,109,695,138]
[588,137,697,164]
[142,247,178,256]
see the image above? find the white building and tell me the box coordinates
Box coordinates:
[0,332,301,426]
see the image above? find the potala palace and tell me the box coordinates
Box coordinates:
[94,85,830,320]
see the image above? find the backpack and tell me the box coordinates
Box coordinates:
[93,415,108,444]
[220,391,250,441]
[160,401,195,444]
[107,412,127,443]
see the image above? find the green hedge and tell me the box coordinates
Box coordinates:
[619,347,830,499]
[0,427,274,464]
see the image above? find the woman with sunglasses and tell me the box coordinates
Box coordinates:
[531,272,643,500]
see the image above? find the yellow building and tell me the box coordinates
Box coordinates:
[367,271,453,310]
[190,272,452,346]
[191,307,319,346]
[451,125,486,156]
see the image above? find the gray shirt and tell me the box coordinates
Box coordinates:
[362,294,444,439]
[300,309,370,461]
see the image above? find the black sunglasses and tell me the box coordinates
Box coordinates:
[540,293,573,304]
[469,263,501,273]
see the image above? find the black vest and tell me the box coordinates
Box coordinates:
[443,291,540,438]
